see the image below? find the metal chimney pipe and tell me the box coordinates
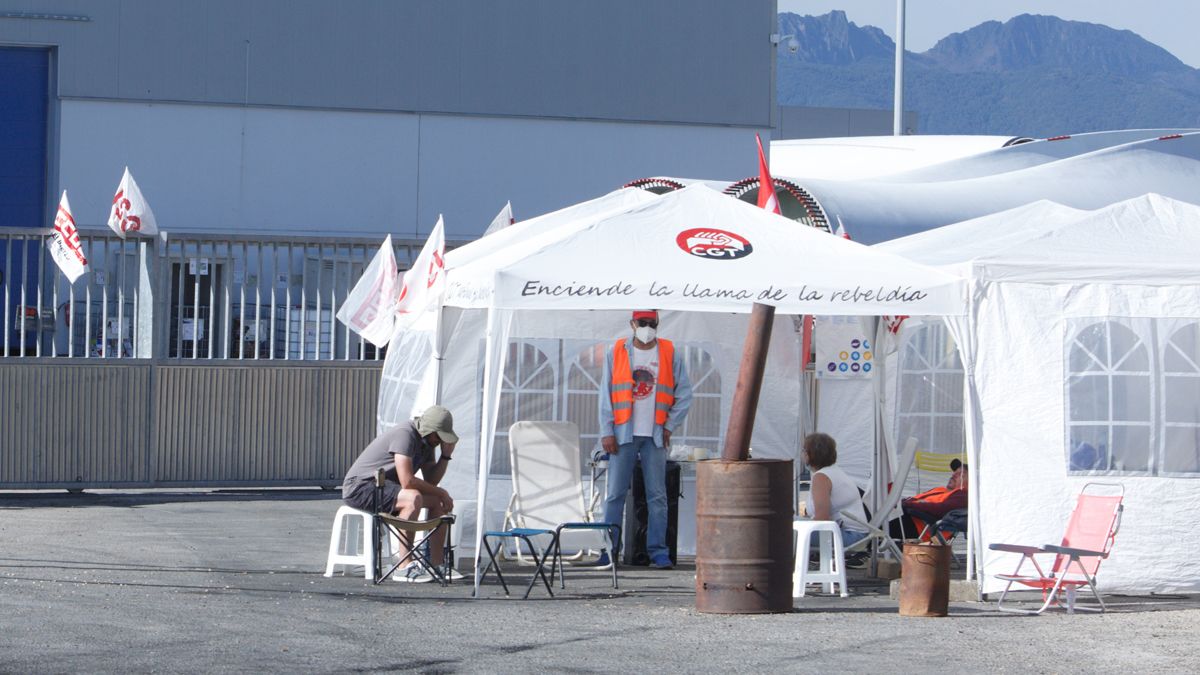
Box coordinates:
[721,302,776,461]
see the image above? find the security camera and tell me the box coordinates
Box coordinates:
[787,37,799,54]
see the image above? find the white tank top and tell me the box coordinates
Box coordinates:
[806,465,869,533]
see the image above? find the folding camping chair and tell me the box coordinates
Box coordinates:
[838,436,920,563]
[989,483,1124,614]
[496,421,619,590]
[369,468,458,586]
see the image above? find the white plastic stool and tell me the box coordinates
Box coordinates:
[793,519,849,598]
[324,505,397,581]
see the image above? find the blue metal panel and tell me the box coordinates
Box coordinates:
[0,47,49,229]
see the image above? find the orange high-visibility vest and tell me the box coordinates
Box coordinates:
[611,338,675,427]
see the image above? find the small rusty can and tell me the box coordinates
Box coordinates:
[695,458,794,614]
[899,542,951,617]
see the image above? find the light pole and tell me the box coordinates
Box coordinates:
[894,0,906,136]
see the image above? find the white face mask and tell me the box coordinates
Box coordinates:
[634,325,657,343]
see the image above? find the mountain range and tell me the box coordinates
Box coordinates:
[777,12,1200,136]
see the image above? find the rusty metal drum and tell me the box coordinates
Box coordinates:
[695,458,794,614]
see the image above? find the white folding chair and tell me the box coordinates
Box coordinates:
[502,421,619,589]
[840,436,919,562]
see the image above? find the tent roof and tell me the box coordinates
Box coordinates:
[446,184,966,315]
[878,193,1200,284]
[787,132,1200,245]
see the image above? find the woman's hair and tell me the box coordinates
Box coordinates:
[803,432,837,470]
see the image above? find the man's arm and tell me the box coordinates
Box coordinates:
[393,453,451,507]
[598,343,619,454]
[421,442,455,486]
[665,348,693,435]
[598,343,616,438]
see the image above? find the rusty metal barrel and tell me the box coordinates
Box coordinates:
[696,458,794,613]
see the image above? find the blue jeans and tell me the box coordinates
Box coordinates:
[602,436,668,560]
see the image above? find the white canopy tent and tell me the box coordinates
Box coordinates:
[377,184,967,591]
[878,193,1200,594]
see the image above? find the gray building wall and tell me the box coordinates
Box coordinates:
[775,105,919,139]
[0,0,774,127]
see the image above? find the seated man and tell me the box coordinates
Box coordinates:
[341,405,460,583]
[900,459,968,540]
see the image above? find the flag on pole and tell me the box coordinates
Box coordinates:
[335,235,400,347]
[834,216,851,240]
[483,201,515,236]
[47,191,89,283]
[883,315,909,334]
[107,167,159,238]
[801,315,815,371]
[755,133,781,215]
[394,216,447,331]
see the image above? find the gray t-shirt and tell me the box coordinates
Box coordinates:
[341,421,434,498]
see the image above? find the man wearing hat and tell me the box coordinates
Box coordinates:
[341,405,460,582]
[598,310,693,569]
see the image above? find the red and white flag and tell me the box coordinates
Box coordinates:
[883,315,909,334]
[47,191,89,283]
[483,201,515,236]
[755,133,781,215]
[834,216,851,240]
[394,215,447,331]
[107,167,159,238]
[336,235,400,347]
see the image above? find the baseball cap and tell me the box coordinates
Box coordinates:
[416,405,458,444]
[632,310,658,321]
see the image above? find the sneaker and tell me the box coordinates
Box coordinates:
[592,551,613,569]
[845,552,869,570]
[394,564,434,583]
[444,567,466,581]
[650,554,674,570]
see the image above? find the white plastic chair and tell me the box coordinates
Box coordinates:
[323,505,398,581]
[793,520,848,597]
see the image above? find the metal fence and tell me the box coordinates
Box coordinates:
[1,228,438,360]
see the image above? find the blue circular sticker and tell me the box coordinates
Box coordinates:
[838,363,848,372]
[863,363,872,372]
[851,351,860,361]
[862,339,871,350]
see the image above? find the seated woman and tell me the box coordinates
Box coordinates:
[802,432,870,549]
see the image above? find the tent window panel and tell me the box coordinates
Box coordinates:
[675,346,721,448]
[1111,375,1151,421]
[930,415,964,456]
[1071,323,1110,370]
[488,340,558,476]
[1068,374,1109,421]
[1109,425,1152,473]
[900,374,932,414]
[1068,425,1109,472]
[932,372,963,413]
[1165,377,1200,422]
[1162,427,1200,474]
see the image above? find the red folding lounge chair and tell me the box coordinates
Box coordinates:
[989,483,1124,614]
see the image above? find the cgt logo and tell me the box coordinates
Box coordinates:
[676,228,753,260]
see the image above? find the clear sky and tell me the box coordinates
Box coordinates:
[778,1,1200,68]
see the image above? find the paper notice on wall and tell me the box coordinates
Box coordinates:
[815,315,874,379]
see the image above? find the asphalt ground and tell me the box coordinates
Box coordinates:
[2,489,1198,674]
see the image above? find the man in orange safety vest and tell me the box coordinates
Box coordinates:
[598,310,692,569]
